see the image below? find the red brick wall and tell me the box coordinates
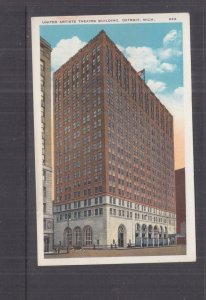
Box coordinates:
[53,30,176,214]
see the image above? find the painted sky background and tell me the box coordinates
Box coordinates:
[40,22,184,170]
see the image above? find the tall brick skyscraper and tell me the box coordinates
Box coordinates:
[53,31,176,248]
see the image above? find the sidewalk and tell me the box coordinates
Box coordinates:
[45,245,186,258]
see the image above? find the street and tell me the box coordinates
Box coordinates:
[45,245,186,258]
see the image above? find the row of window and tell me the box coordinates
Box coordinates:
[109,208,168,224]
[55,198,175,217]
[56,207,103,222]
[105,69,172,136]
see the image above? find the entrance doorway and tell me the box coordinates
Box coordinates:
[118,225,126,247]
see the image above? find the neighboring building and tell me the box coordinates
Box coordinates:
[53,31,176,248]
[175,168,186,237]
[40,37,53,252]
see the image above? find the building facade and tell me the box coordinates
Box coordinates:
[40,37,53,252]
[53,31,176,248]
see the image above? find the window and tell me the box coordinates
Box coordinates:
[44,219,46,230]
[99,208,103,215]
[84,226,92,246]
[43,187,46,197]
[43,203,46,214]
[43,170,46,181]
[40,60,45,72]
[74,227,82,246]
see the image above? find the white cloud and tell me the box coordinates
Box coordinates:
[160,62,176,72]
[51,37,86,71]
[157,48,182,60]
[51,29,182,76]
[115,28,182,74]
[163,29,178,46]
[147,79,167,93]
[125,46,163,74]
[125,46,177,74]
[174,86,184,97]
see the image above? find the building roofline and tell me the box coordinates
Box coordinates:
[54,30,106,74]
[40,36,52,51]
[53,30,173,118]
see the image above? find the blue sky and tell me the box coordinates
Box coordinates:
[40,23,183,94]
[40,22,184,168]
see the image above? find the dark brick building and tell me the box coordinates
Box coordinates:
[53,31,176,247]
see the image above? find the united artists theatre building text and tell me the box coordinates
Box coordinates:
[52,30,176,248]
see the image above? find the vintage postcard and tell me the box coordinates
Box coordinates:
[31,13,195,266]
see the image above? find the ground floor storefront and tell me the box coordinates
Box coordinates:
[53,202,176,250]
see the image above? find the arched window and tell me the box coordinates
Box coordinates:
[73,227,82,247]
[148,225,153,233]
[154,225,159,237]
[118,224,126,247]
[64,227,72,247]
[142,224,147,238]
[164,227,168,237]
[160,226,164,237]
[142,224,147,232]
[148,225,153,238]
[136,223,141,232]
[83,226,93,246]
[135,223,141,238]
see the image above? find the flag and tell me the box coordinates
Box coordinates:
[137,69,145,81]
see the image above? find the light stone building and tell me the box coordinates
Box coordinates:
[40,37,53,252]
[54,195,176,248]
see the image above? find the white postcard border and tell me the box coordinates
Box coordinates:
[31,13,196,266]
